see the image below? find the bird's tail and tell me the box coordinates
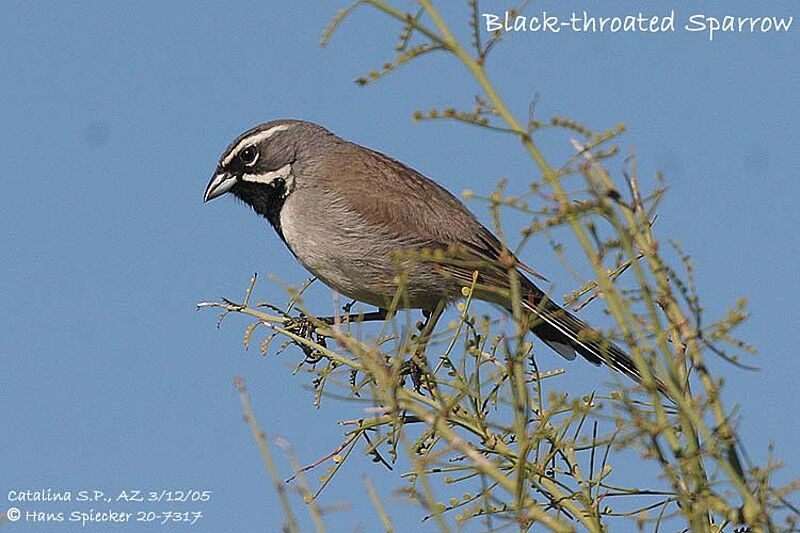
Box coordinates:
[516,290,669,396]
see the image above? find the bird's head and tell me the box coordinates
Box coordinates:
[204,119,332,209]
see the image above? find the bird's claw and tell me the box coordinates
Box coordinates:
[285,314,312,336]
[399,359,425,394]
[285,314,327,364]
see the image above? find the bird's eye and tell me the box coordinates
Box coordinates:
[240,146,259,166]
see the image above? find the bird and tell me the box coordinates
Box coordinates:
[204,119,661,392]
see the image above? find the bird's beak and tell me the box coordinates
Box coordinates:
[204,170,237,202]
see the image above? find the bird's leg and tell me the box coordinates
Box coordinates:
[286,308,388,336]
[408,301,446,396]
[400,358,425,393]
[285,307,388,364]
[327,308,389,326]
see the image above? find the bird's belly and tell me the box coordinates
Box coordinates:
[278,201,447,309]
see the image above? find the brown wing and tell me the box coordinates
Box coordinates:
[311,141,547,307]
[329,143,507,261]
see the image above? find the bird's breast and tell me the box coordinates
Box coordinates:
[276,192,447,310]
[278,193,393,307]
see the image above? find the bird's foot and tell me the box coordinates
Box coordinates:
[399,359,425,393]
[399,357,440,398]
[285,314,328,364]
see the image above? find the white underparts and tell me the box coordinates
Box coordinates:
[241,163,293,187]
[222,124,293,167]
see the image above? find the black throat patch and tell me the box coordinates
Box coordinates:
[232,179,290,242]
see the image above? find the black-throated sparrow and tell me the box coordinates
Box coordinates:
[204,119,659,391]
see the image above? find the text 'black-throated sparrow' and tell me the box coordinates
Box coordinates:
[204,119,660,392]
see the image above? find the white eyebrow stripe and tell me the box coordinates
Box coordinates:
[241,163,292,185]
[221,124,293,167]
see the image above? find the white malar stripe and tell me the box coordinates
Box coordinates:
[222,124,293,167]
[241,163,293,186]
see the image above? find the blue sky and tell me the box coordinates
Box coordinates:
[2,1,798,531]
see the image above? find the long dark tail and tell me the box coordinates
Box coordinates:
[518,289,669,396]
